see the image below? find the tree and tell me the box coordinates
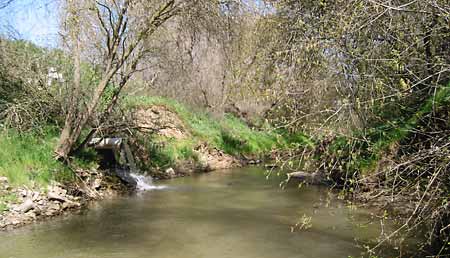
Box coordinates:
[253,0,450,254]
[246,0,449,132]
[55,0,187,160]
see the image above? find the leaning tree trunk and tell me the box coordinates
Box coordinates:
[54,0,180,160]
[55,71,115,160]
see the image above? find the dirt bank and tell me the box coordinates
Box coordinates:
[128,105,249,179]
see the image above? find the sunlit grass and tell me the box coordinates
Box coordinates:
[0,128,74,187]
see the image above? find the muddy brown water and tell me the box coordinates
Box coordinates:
[0,167,391,258]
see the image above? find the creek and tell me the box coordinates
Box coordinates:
[0,167,391,258]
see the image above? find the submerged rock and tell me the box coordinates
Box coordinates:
[285,171,327,185]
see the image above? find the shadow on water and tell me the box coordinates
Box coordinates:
[0,167,398,258]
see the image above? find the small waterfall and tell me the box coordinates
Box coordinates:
[90,137,167,191]
[130,173,167,191]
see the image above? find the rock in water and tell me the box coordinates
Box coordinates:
[92,178,102,190]
[286,171,326,185]
[165,168,176,178]
[62,201,80,210]
[114,168,138,187]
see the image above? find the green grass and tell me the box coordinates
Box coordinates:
[142,138,198,168]
[0,193,17,214]
[123,96,309,167]
[0,128,75,187]
[0,203,6,214]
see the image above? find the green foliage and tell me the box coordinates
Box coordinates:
[71,147,100,170]
[214,114,280,155]
[0,128,75,186]
[147,139,198,168]
[125,96,279,152]
[0,38,73,132]
[307,82,450,256]
[310,82,450,192]
[0,203,6,214]
[0,193,17,214]
[282,132,315,148]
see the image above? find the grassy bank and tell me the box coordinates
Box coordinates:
[0,128,74,187]
[0,94,309,188]
[123,96,311,169]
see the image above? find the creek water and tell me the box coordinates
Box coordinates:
[0,167,390,258]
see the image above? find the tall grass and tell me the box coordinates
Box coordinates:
[0,128,74,186]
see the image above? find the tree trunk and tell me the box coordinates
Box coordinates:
[55,2,82,160]
[54,0,179,160]
[55,71,114,160]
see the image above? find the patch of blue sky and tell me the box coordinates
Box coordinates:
[0,0,59,48]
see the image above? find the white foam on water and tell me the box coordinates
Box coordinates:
[130,173,168,191]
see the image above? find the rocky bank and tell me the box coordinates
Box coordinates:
[0,169,128,230]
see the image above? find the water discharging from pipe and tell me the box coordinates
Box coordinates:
[130,173,168,191]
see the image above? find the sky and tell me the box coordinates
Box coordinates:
[0,0,271,48]
[0,0,60,47]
